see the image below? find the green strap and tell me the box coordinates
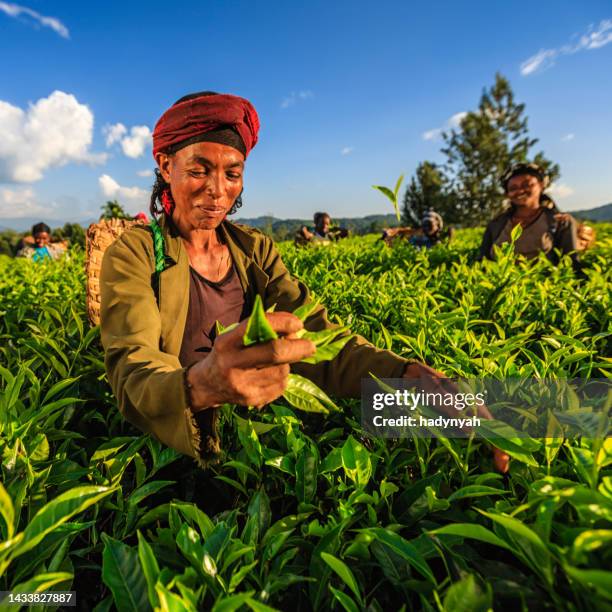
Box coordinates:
[149,218,165,273]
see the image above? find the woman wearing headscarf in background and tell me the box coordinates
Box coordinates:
[409,209,454,249]
[479,163,580,266]
[100,91,508,472]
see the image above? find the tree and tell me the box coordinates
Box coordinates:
[100,200,130,220]
[0,229,21,256]
[52,223,86,249]
[401,161,454,225]
[441,73,560,225]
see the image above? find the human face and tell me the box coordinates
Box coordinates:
[506,174,543,208]
[34,232,50,248]
[422,218,440,236]
[316,216,331,235]
[156,141,245,230]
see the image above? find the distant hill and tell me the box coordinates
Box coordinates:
[571,203,612,222]
[0,217,95,232]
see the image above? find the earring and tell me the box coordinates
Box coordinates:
[161,188,175,215]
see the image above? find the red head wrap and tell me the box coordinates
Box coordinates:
[152,93,260,159]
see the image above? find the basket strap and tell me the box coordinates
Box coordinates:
[149,217,166,273]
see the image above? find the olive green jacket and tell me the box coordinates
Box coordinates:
[100,215,407,465]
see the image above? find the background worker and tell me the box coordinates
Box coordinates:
[381,208,453,248]
[479,163,579,265]
[297,212,349,244]
[16,222,67,262]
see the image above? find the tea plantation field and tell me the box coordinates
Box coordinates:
[0,226,610,611]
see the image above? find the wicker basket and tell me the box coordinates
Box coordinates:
[85,218,145,326]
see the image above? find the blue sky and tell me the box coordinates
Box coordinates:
[0,0,611,227]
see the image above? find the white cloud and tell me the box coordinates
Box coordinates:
[0,187,41,217]
[103,123,127,147]
[521,19,612,76]
[422,128,442,141]
[281,90,314,109]
[422,111,467,141]
[579,18,612,49]
[520,49,557,76]
[103,123,152,158]
[548,182,575,199]
[561,133,575,142]
[448,111,468,127]
[137,169,154,178]
[99,174,148,213]
[0,187,64,219]
[0,2,69,38]
[0,91,106,183]
[340,147,354,156]
[121,126,152,158]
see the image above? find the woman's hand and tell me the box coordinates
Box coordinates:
[187,312,316,411]
[403,362,510,474]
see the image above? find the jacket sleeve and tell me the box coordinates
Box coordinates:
[258,238,408,398]
[556,216,579,254]
[100,231,208,464]
[552,214,582,273]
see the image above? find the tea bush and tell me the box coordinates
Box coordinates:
[0,227,610,611]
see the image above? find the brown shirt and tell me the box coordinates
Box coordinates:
[493,209,554,259]
[179,265,246,368]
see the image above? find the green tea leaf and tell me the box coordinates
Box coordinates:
[243,294,278,346]
[360,527,435,584]
[443,574,491,612]
[137,531,160,608]
[341,436,372,487]
[447,485,509,502]
[101,534,149,612]
[295,446,318,504]
[476,420,540,466]
[564,566,612,601]
[14,486,114,558]
[321,552,363,603]
[371,185,395,203]
[329,585,360,612]
[216,320,239,336]
[431,523,512,551]
[478,510,553,585]
[212,593,255,612]
[292,301,321,322]
[571,529,612,565]
[155,583,196,612]
[247,489,271,541]
[301,335,352,364]
[282,374,337,414]
[2,572,73,607]
[0,482,15,540]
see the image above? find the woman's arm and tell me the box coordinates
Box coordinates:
[257,237,509,471]
[258,238,407,398]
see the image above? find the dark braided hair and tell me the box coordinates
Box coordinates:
[149,91,245,219]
